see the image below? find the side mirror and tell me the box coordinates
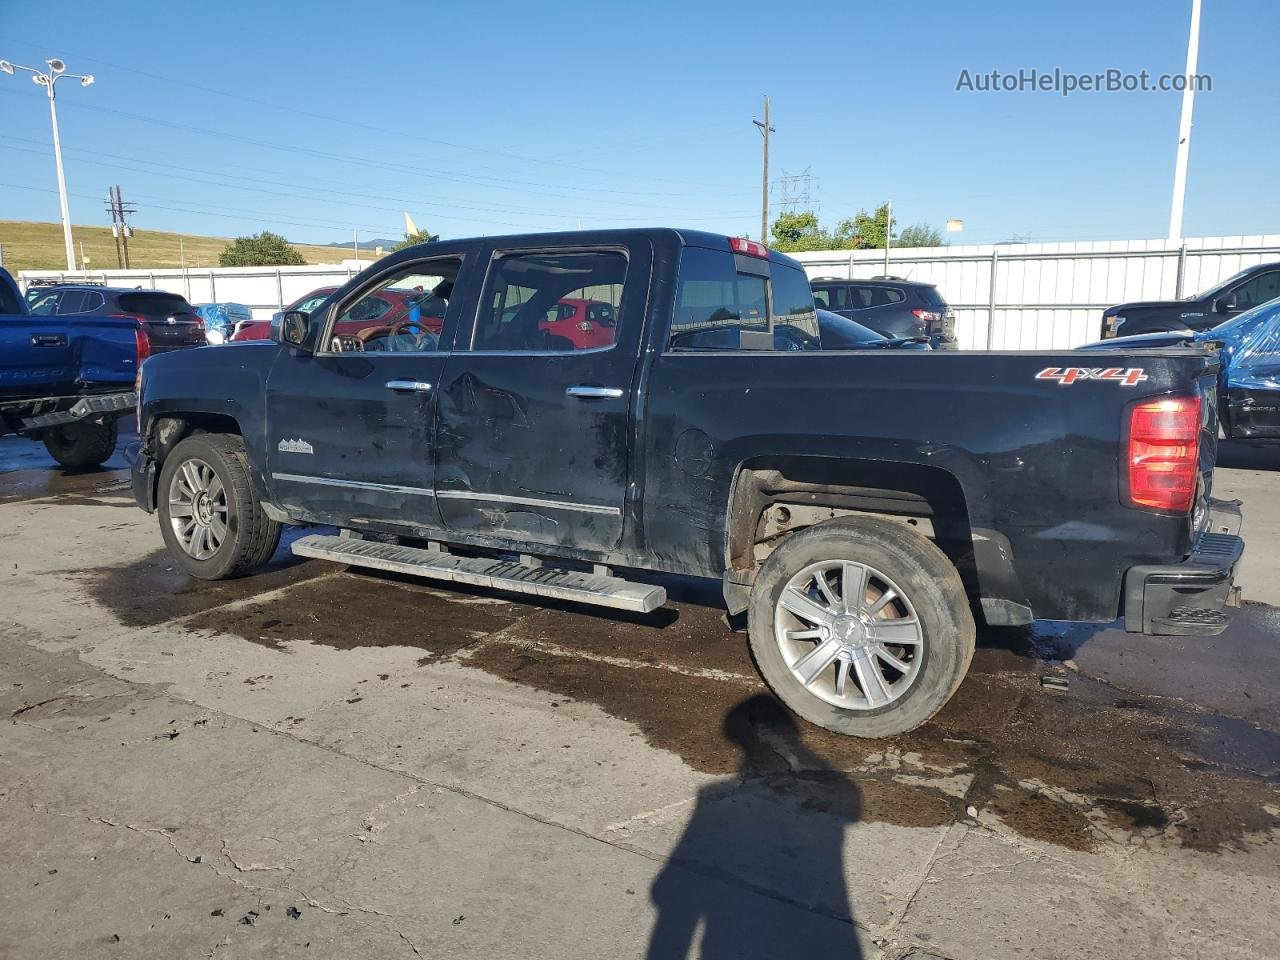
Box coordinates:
[1217,295,1237,315]
[275,310,311,347]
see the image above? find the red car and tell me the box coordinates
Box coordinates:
[540,298,616,350]
[230,287,443,343]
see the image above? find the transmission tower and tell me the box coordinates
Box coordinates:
[774,167,817,215]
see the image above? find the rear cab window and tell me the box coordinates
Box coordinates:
[668,246,818,352]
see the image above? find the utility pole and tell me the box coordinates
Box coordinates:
[1167,0,1202,244]
[105,185,135,269]
[353,228,359,261]
[106,187,123,268]
[753,96,775,244]
[883,199,893,275]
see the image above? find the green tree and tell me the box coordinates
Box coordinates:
[218,231,306,267]
[895,223,945,248]
[392,229,438,251]
[840,202,894,250]
[769,211,837,252]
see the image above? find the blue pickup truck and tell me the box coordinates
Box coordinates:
[0,267,144,468]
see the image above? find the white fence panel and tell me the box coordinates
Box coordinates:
[18,234,1280,348]
[793,233,1280,350]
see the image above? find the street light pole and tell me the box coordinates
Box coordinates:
[1168,0,1202,244]
[0,58,95,271]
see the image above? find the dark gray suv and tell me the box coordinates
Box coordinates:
[810,276,955,346]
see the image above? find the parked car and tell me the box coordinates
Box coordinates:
[810,276,955,346]
[1101,261,1280,339]
[230,288,339,342]
[1083,295,1280,439]
[815,310,932,350]
[23,277,103,307]
[538,297,617,350]
[27,285,205,353]
[229,287,443,344]
[673,309,932,352]
[129,228,1242,739]
[0,267,144,467]
[194,303,254,344]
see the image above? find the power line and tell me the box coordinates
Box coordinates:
[0,134,754,221]
[0,37,737,191]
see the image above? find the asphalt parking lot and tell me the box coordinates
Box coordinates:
[1,423,1277,959]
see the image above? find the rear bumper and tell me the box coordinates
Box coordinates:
[1123,500,1243,635]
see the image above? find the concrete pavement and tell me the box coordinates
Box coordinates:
[0,428,1277,959]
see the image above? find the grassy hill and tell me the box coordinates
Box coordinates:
[0,220,381,274]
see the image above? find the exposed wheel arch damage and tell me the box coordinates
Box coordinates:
[722,456,1032,626]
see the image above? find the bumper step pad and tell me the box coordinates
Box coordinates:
[291,534,666,613]
[1151,606,1231,637]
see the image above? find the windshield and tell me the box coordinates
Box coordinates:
[1194,267,1254,301]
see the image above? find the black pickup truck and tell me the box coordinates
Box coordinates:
[129,229,1244,738]
[1102,261,1280,338]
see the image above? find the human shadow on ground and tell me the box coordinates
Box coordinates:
[645,694,864,959]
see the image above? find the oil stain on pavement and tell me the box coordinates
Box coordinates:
[99,559,1279,857]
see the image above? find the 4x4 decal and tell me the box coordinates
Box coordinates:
[1036,367,1149,386]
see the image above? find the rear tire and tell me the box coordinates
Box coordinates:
[157,433,281,580]
[747,516,975,738]
[43,419,118,469]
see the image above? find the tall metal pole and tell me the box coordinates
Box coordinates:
[753,96,775,243]
[1168,0,1202,244]
[353,227,359,261]
[45,81,75,270]
[0,59,93,272]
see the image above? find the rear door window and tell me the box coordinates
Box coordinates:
[118,293,194,317]
[668,247,818,351]
[471,250,627,352]
[55,291,87,315]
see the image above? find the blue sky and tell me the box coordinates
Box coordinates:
[1,0,1277,246]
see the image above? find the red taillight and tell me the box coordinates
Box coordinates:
[135,326,151,363]
[911,309,941,322]
[729,237,769,258]
[1126,395,1200,513]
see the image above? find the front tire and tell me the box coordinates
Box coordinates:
[43,419,117,469]
[157,433,281,580]
[747,516,975,738]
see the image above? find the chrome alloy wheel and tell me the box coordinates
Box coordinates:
[167,458,228,561]
[772,559,925,710]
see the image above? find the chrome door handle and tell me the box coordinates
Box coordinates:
[566,385,624,399]
[31,334,67,347]
[385,379,433,393]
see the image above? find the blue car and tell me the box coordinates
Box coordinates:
[1080,295,1280,439]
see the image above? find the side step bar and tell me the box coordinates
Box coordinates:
[291,534,667,613]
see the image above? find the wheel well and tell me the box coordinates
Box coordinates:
[726,457,974,579]
[149,412,243,467]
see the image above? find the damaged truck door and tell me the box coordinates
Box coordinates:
[264,256,467,533]
[434,244,646,552]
